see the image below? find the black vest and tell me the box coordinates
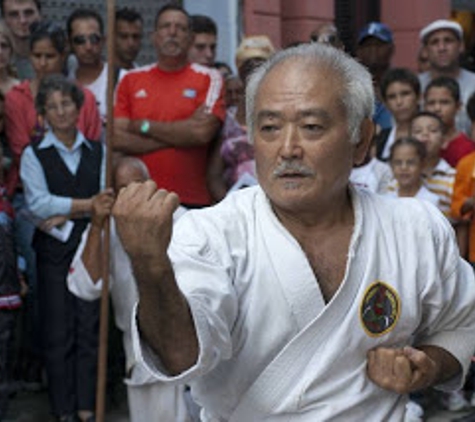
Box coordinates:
[32,141,102,264]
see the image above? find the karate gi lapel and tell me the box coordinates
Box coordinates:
[255,191,325,329]
[229,189,365,420]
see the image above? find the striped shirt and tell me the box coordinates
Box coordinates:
[423,159,455,217]
[387,159,455,217]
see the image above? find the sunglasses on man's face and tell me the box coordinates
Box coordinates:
[72,33,102,46]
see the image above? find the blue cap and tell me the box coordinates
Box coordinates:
[358,22,393,44]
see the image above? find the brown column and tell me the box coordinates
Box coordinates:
[281,0,335,47]
[243,0,336,49]
[243,0,283,48]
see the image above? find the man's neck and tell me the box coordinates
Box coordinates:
[429,67,461,81]
[13,36,30,58]
[157,56,188,72]
[76,62,104,85]
[115,59,134,70]
[272,188,354,236]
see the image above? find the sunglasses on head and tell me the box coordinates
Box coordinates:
[72,33,102,46]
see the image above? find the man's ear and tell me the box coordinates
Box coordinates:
[353,118,375,165]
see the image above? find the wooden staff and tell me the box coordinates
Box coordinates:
[96,0,115,420]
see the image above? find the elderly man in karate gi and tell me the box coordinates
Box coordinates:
[112,43,475,421]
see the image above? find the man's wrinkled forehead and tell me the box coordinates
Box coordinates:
[255,57,337,101]
[156,9,190,31]
[255,57,350,126]
[425,28,461,44]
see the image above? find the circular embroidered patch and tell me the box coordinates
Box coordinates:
[360,281,400,337]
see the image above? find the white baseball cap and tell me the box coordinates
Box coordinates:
[419,19,463,43]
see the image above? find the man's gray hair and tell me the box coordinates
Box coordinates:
[246,43,375,144]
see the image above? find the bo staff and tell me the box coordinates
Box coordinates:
[96,0,115,420]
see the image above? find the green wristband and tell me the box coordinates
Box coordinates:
[140,120,150,134]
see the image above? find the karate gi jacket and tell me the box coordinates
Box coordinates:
[133,186,475,422]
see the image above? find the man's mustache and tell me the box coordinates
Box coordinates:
[272,160,315,178]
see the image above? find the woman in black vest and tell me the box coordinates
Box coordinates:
[19,74,104,422]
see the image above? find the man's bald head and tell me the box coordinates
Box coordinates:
[114,156,149,191]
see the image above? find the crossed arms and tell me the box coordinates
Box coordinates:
[113,105,221,155]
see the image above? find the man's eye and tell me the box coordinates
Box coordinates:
[260,125,278,132]
[303,124,322,132]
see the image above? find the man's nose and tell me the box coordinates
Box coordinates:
[205,47,213,58]
[19,12,28,24]
[84,39,95,49]
[437,40,447,50]
[280,126,303,158]
[167,24,179,36]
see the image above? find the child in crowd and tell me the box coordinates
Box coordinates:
[386,137,438,205]
[376,68,421,160]
[411,109,469,412]
[350,137,392,194]
[409,111,455,218]
[424,76,475,167]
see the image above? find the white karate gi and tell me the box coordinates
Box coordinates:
[67,219,190,422]
[132,186,475,421]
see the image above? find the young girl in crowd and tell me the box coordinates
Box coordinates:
[386,137,438,205]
